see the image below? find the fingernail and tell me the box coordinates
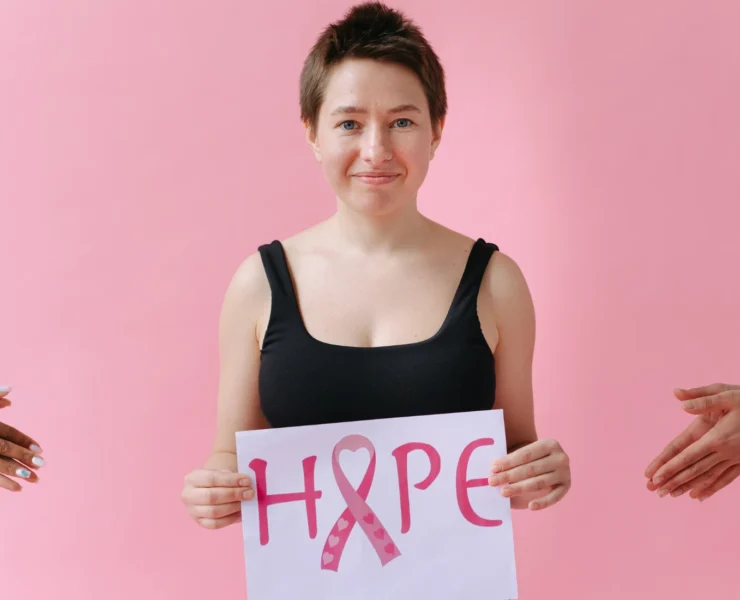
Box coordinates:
[30,444,43,454]
[653,476,664,486]
[671,489,684,497]
[501,486,512,497]
[16,468,32,479]
[0,385,11,394]
[489,476,499,486]
[658,489,669,498]
[239,478,250,487]
[32,456,45,467]
[243,489,254,500]
[491,464,502,473]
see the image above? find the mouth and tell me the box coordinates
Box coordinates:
[352,173,401,185]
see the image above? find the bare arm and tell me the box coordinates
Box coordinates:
[480,251,538,452]
[206,252,271,469]
[481,252,571,511]
[181,252,271,529]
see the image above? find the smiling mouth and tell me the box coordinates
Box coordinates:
[353,173,400,185]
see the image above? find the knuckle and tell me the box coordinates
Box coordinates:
[0,440,9,454]
[522,451,533,463]
[524,464,537,479]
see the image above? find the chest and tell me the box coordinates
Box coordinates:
[261,252,468,349]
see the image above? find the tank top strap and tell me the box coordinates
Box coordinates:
[445,238,499,326]
[257,240,303,329]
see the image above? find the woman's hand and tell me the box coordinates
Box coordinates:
[489,438,571,510]
[645,384,740,502]
[180,467,255,529]
[0,386,45,492]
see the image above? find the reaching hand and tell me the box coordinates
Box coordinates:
[0,386,45,492]
[645,384,740,502]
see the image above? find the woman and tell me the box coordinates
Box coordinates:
[0,385,45,492]
[181,1,571,530]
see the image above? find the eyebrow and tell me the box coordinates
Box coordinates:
[329,104,422,116]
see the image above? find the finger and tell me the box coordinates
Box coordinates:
[500,472,562,497]
[0,398,10,409]
[0,456,39,483]
[696,464,740,501]
[492,439,559,473]
[674,383,730,400]
[644,420,704,479]
[529,484,568,510]
[656,453,721,496]
[681,390,740,415]
[0,473,22,492]
[679,461,733,498]
[183,485,253,505]
[0,421,42,453]
[489,453,563,486]
[0,386,11,399]
[197,511,242,530]
[0,438,45,470]
[188,501,242,520]
[184,469,250,489]
[652,434,715,487]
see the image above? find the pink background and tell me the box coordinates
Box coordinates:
[1,1,738,598]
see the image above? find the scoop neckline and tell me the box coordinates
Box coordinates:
[271,238,486,352]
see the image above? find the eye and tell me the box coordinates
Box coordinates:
[393,118,413,128]
[338,120,359,131]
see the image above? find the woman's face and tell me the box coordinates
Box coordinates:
[307,58,443,217]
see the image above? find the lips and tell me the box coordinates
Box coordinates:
[352,173,400,185]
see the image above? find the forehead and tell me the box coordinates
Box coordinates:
[321,58,428,113]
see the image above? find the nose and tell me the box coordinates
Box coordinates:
[360,124,393,165]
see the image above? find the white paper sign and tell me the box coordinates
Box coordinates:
[236,410,518,599]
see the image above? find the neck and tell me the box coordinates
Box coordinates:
[328,199,432,254]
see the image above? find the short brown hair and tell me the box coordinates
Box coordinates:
[299,2,447,131]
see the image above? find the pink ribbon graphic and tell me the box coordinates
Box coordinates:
[320,434,401,571]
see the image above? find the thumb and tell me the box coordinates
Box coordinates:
[673,383,728,401]
[680,390,738,415]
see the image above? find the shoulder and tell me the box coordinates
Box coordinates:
[220,250,271,323]
[480,249,535,335]
[484,250,531,302]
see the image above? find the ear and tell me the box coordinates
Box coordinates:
[305,121,322,163]
[430,117,445,160]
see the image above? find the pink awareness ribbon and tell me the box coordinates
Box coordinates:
[320,434,401,571]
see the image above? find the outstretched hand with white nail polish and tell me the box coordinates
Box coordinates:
[0,386,45,492]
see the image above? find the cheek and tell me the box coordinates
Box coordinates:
[322,143,356,178]
[400,142,432,177]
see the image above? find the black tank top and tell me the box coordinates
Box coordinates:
[257,238,498,428]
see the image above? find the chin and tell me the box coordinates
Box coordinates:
[342,192,411,217]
